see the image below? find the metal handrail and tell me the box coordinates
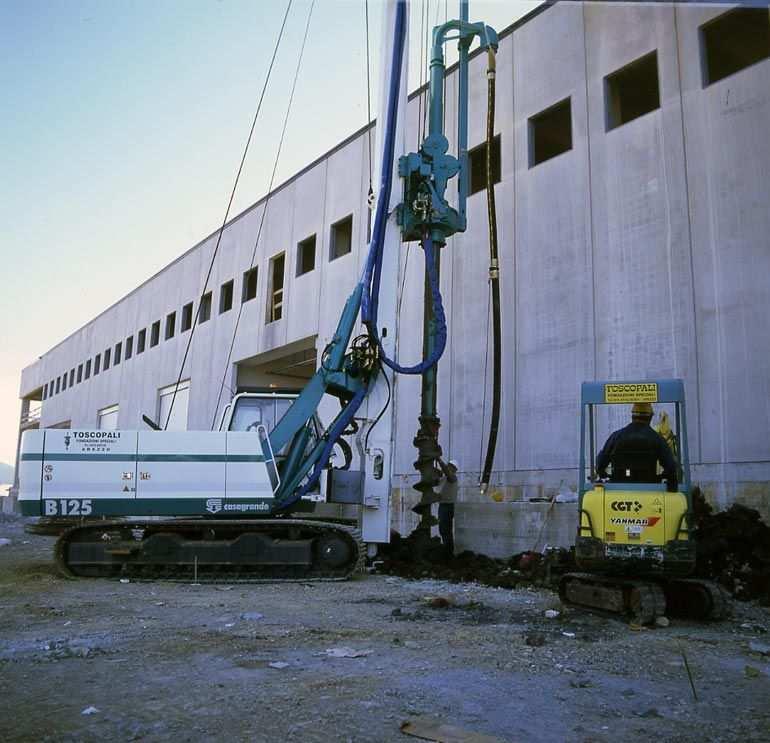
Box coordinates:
[20,406,41,427]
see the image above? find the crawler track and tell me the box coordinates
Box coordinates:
[559,572,730,623]
[55,519,364,582]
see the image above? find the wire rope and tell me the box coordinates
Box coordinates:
[162,0,294,429]
[210,0,316,429]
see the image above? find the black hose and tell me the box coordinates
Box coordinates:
[480,49,501,491]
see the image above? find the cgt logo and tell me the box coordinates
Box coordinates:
[611,500,643,513]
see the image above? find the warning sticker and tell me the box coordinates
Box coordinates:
[604,383,658,403]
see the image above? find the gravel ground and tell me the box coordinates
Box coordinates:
[1,518,769,743]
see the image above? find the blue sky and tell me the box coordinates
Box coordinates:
[0,0,537,467]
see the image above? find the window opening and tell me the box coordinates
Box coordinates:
[77,364,83,383]
[200,292,212,323]
[701,7,770,86]
[330,215,353,260]
[114,341,122,365]
[529,97,572,167]
[125,336,133,360]
[103,348,111,370]
[297,234,316,275]
[605,51,660,130]
[150,321,160,347]
[181,302,193,332]
[267,253,286,323]
[165,311,176,340]
[220,280,234,314]
[242,268,258,302]
[137,329,146,353]
[468,135,501,196]
[97,404,119,431]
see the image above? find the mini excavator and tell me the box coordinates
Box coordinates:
[559,379,730,622]
[18,1,500,581]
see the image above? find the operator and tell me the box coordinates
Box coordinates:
[596,402,678,491]
[437,459,458,556]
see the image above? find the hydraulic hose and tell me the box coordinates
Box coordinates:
[360,3,447,377]
[277,0,408,508]
[480,48,501,492]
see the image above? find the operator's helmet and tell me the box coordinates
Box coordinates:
[448,459,459,470]
[631,402,654,419]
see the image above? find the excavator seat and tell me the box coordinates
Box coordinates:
[609,449,658,484]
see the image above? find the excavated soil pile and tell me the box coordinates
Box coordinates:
[692,489,770,604]
[380,492,770,605]
[377,531,575,590]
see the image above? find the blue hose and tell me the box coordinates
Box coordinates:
[286,0,447,504]
[360,0,447,375]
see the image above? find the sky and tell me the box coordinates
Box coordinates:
[0,0,538,469]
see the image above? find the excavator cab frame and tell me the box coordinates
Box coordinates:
[579,378,692,497]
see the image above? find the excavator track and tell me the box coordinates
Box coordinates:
[664,579,731,621]
[559,572,667,624]
[560,573,730,623]
[55,519,364,582]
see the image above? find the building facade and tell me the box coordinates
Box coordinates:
[15,2,770,527]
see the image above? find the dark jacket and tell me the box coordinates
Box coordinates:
[596,421,678,490]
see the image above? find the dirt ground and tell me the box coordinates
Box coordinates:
[1,518,769,743]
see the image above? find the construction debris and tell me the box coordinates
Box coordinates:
[692,489,770,605]
[379,493,770,606]
[377,531,574,590]
[400,716,505,743]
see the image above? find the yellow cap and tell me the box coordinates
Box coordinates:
[631,402,654,417]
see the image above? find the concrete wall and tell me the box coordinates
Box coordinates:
[19,1,770,531]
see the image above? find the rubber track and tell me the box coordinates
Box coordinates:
[560,572,667,624]
[561,572,731,622]
[55,519,365,583]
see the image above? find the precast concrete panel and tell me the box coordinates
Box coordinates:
[585,2,700,449]
[287,162,327,343]
[513,2,595,470]
[676,3,770,465]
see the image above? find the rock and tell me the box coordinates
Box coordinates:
[561,631,576,638]
[268,661,289,669]
[119,578,130,584]
[748,641,770,656]
[403,640,421,650]
[325,647,372,658]
[81,706,99,715]
[655,616,670,628]
[639,708,662,719]
[570,678,593,689]
[0,538,11,547]
[544,609,560,619]
[422,595,453,609]
[391,607,419,619]
[525,633,546,647]
[240,612,264,622]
